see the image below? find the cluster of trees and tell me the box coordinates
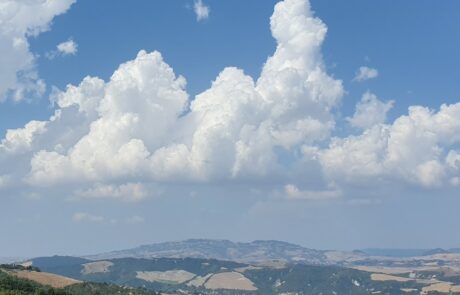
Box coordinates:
[65,282,160,295]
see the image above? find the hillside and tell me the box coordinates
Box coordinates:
[86,239,329,265]
[28,255,449,295]
[86,239,460,272]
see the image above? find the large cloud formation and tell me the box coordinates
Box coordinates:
[1,0,459,201]
[0,0,76,101]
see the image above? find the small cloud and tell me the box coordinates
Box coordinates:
[72,212,104,223]
[284,184,341,201]
[72,213,144,225]
[73,183,148,202]
[57,39,78,55]
[353,66,379,82]
[46,39,78,59]
[194,0,210,22]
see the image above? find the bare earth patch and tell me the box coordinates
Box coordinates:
[13,271,81,288]
[136,270,196,284]
[186,273,213,287]
[422,282,453,293]
[371,273,412,282]
[204,272,257,291]
[81,261,114,275]
[354,266,436,274]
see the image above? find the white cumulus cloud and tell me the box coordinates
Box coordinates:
[0,0,459,203]
[347,92,394,129]
[0,0,76,102]
[320,103,460,188]
[21,0,343,187]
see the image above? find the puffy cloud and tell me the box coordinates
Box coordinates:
[320,103,460,188]
[22,0,343,187]
[0,0,76,101]
[194,0,210,22]
[353,66,379,82]
[0,120,47,153]
[1,0,459,203]
[28,50,189,185]
[50,76,105,115]
[347,92,394,129]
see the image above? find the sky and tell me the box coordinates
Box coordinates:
[1,0,460,257]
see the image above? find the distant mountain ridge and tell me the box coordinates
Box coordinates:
[86,239,329,265]
[86,239,460,267]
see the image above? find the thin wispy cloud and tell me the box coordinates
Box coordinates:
[194,0,210,22]
[72,212,104,223]
[284,184,342,201]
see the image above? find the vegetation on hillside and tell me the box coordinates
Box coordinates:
[0,268,159,295]
[29,256,435,295]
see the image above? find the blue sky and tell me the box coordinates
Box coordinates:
[1,0,460,257]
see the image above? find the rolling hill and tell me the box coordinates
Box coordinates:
[86,239,329,265]
[0,265,160,295]
[27,255,443,295]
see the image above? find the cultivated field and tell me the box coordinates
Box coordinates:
[13,270,81,288]
[136,270,195,284]
[370,273,412,282]
[204,272,257,291]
